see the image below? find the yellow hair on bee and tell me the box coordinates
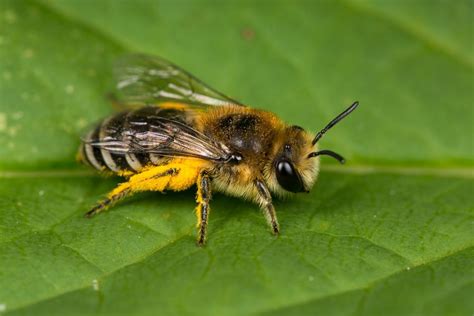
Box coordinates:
[107,158,210,199]
[195,173,205,227]
[157,102,190,111]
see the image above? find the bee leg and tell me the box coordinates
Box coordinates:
[196,170,211,246]
[254,179,280,235]
[85,168,178,218]
[84,187,131,218]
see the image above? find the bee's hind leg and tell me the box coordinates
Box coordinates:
[85,167,179,218]
[254,179,280,235]
[85,186,131,218]
[196,170,212,246]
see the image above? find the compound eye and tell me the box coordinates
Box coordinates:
[276,160,305,193]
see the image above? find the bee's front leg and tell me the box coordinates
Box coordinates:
[254,179,280,235]
[196,170,212,246]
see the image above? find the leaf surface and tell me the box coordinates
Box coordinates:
[0,1,472,315]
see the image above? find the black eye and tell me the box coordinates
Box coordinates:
[275,160,305,193]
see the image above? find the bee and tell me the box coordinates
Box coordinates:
[78,54,358,246]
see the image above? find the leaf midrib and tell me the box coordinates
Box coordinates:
[0,165,472,179]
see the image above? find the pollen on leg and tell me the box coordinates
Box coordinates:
[195,171,211,246]
[195,205,202,228]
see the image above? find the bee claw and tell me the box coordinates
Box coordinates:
[84,209,97,218]
[84,197,116,219]
[84,204,105,218]
[196,238,206,247]
[272,223,280,235]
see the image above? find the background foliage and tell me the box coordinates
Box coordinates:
[0,0,472,315]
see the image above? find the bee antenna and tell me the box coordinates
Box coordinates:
[312,101,359,146]
[308,150,345,164]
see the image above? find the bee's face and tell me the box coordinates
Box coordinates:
[268,126,319,195]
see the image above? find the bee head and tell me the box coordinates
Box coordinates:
[270,125,318,194]
[270,102,359,195]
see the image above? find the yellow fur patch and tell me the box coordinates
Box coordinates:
[195,174,204,205]
[195,173,204,227]
[107,158,210,199]
[117,170,135,177]
[158,102,190,111]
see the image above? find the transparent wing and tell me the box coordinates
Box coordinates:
[86,116,232,162]
[112,54,243,108]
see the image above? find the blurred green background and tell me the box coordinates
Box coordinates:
[0,1,472,316]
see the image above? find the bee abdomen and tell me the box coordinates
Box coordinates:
[80,124,107,171]
[98,112,132,172]
[81,107,172,173]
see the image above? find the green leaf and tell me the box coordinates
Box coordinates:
[0,1,472,316]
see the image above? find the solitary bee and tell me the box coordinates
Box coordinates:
[79,54,358,246]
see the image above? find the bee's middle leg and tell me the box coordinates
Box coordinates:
[196,170,212,246]
[255,179,280,234]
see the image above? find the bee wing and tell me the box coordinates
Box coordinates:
[87,116,232,162]
[112,54,244,108]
